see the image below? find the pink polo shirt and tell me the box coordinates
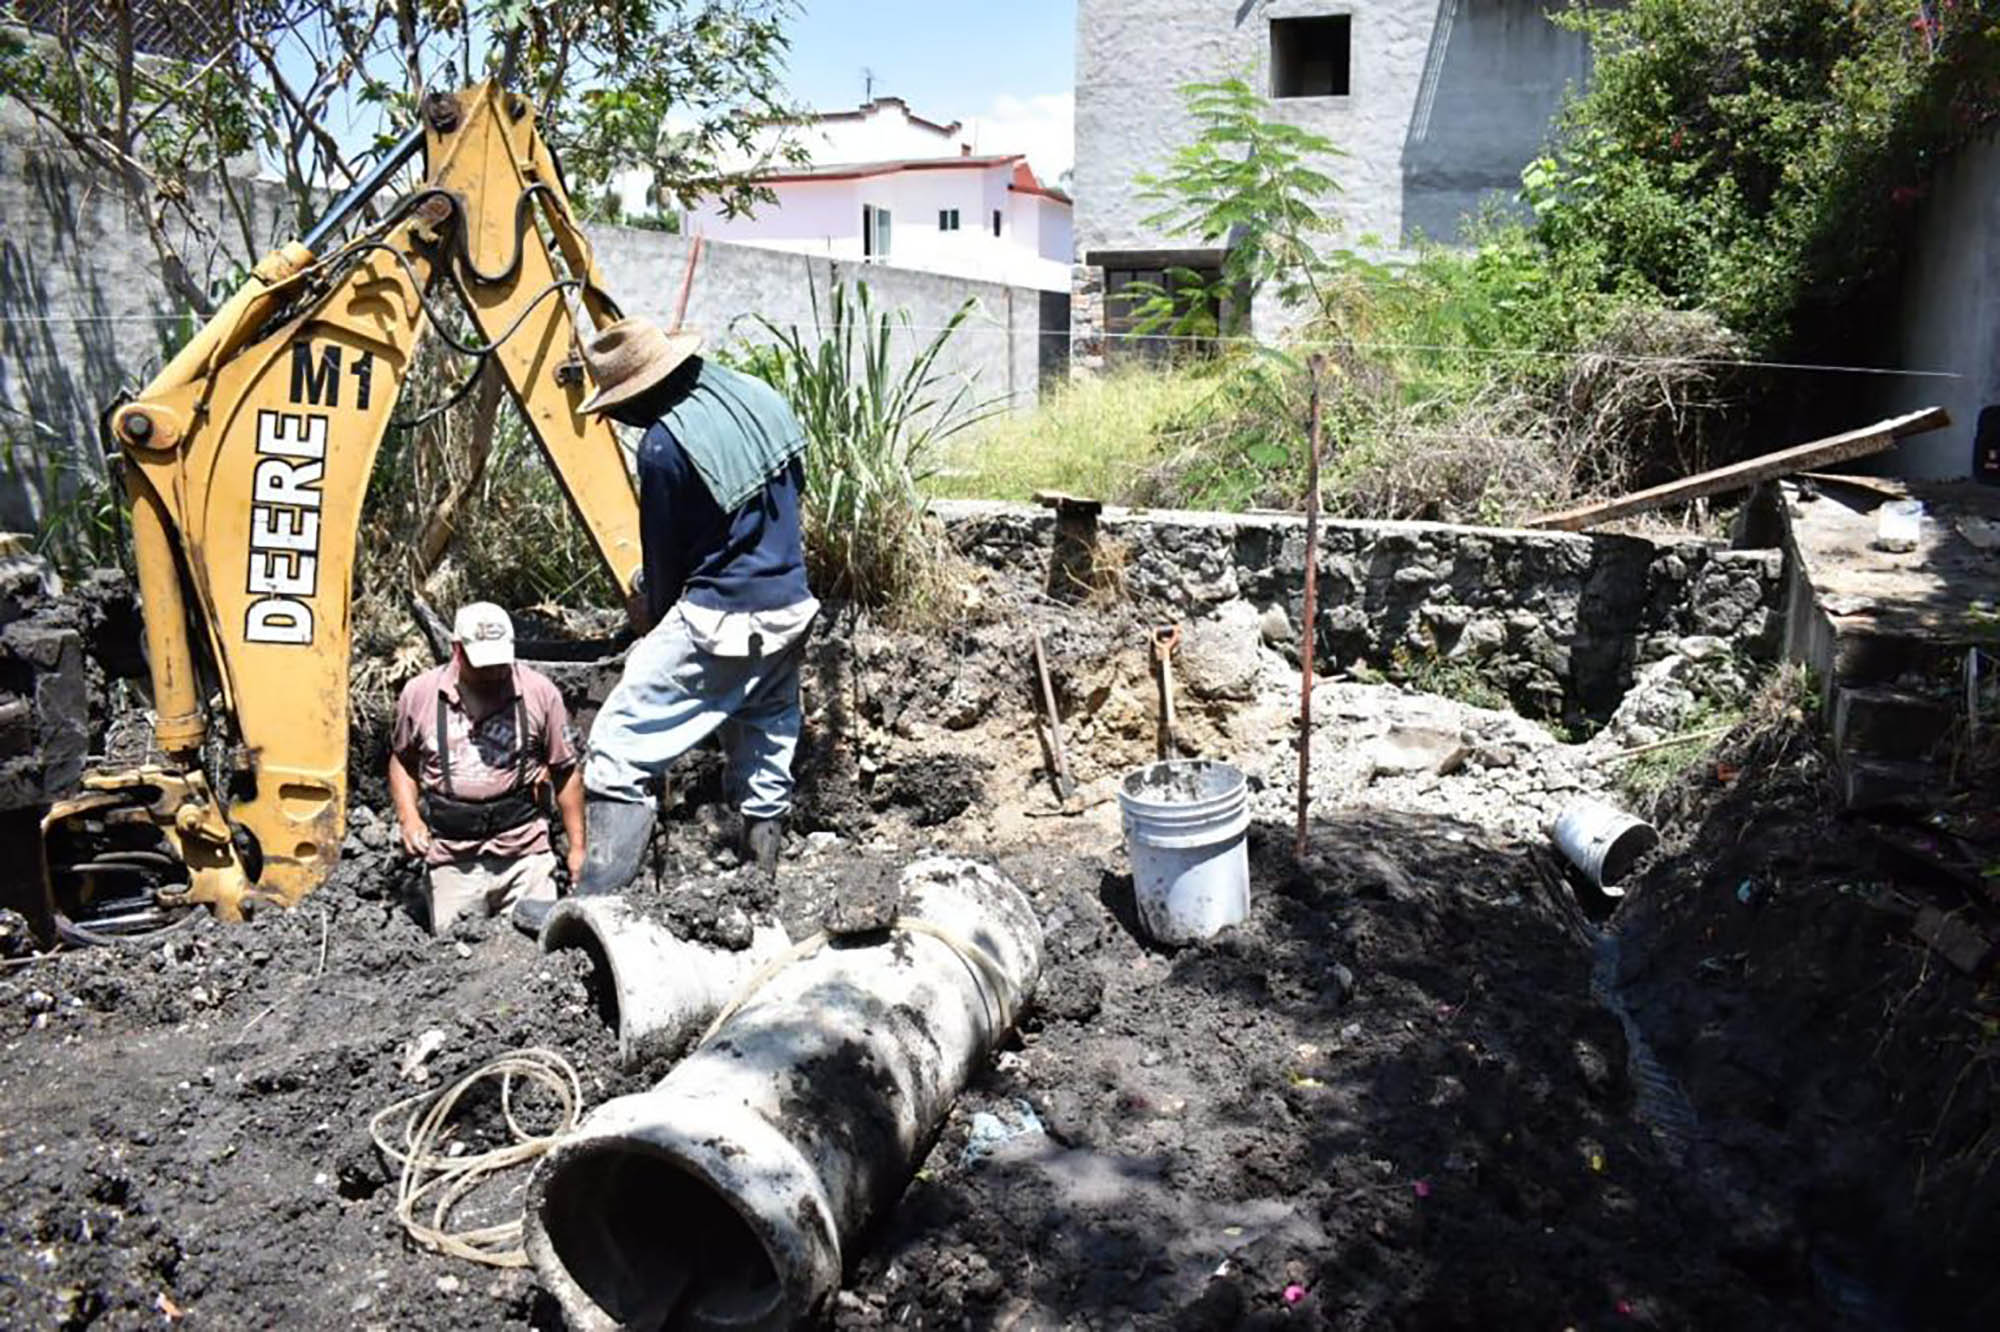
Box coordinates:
[390,662,576,866]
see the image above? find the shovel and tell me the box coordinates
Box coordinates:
[1153,625,1181,760]
[1030,630,1075,802]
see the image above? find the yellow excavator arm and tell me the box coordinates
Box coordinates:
[44,83,644,926]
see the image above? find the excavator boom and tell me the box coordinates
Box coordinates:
[42,84,643,927]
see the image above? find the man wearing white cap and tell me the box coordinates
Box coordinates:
[511,315,817,933]
[388,603,586,934]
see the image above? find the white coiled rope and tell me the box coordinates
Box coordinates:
[368,1047,582,1267]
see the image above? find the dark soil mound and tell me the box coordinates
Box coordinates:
[837,818,1815,1330]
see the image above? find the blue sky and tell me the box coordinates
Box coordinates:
[778,0,1077,179]
[780,1,1072,111]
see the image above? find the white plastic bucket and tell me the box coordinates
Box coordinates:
[1117,759,1251,944]
[1551,797,1658,895]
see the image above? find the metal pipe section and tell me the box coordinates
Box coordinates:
[523,857,1044,1331]
[301,123,427,254]
[538,897,789,1070]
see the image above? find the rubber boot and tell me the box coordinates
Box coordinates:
[512,798,657,937]
[744,817,784,882]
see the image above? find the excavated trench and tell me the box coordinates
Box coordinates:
[0,510,1993,1330]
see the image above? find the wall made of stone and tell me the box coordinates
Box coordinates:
[937,501,1783,724]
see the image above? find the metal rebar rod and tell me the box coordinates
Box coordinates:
[1297,354,1327,861]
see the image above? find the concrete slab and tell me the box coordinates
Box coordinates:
[1781,479,2000,657]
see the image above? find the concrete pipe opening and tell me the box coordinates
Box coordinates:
[539,897,790,1070]
[535,1141,783,1330]
[525,857,1042,1329]
[540,912,623,1030]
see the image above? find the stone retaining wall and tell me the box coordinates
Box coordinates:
[935,501,1784,725]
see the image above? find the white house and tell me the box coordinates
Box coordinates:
[682,97,1074,294]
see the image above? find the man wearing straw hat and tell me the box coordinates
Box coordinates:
[512,316,817,933]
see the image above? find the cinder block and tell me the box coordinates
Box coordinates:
[1839,755,1943,812]
[1831,631,1921,686]
[1833,685,1955,762]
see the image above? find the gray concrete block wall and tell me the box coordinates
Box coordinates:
[585,226,1055,420]
[0,120,1062,530]
[0,125,299,530]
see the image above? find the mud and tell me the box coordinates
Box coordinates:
[2,560,1994,1329]
[1605,718,2000,1329]
[1121,757,1242,804]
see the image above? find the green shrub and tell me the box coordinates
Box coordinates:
[4,424,129,579]
[1530,1,2000,355]
[1047,72,1754,524]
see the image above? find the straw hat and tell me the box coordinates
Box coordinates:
[577,316,702,414]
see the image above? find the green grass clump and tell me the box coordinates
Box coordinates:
[1389,644,1512,713]
[927,367,1217,504]
[740,281,999,621]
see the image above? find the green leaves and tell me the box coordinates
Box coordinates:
[741,282,1002,613]
[1134,76,1346,332]
[1533,0,2000,354]
[2,2,804,295]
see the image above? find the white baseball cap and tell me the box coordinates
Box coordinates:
[452,602,515,668]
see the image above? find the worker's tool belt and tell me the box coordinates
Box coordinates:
[425,691,545,841]
[425,788,543,841]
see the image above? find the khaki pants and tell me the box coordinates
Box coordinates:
[426,851,558,934]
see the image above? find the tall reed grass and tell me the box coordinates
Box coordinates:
[741,281,1001,617]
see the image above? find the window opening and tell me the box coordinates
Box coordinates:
[863,204,893,257]
[1101,261,1223,362]
[1271,15,1352,98]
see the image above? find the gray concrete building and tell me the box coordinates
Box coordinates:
[1072,0,1590,357]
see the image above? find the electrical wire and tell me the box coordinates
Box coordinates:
[367,1047,583,1269]
[0,308,1963,380]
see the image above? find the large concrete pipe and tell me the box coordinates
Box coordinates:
[523,856,1044,1330]
[539,897,791,1070]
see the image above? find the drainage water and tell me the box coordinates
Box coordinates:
[1590,927,1903,1328]
[1588,931,1699,1166]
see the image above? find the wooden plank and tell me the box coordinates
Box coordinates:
[1525,407,1949,532]
[1797,471,1906,501]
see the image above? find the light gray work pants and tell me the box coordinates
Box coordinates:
[583,607,805,820]
[426,851,558,934]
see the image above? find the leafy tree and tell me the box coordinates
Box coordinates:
[1526,0,2000,353]
[0,0,802,315]
[1131,76,1345,336]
